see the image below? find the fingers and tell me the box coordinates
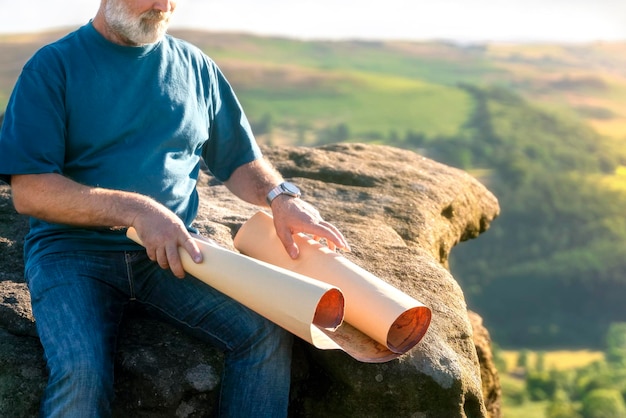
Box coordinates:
[272,197,350,255]
[306,220,350,253]
[165,243,186,279]
[163,234,203,279]
[156,247,168,269]
[151,241,183,279]
[182,236,203,263]
[144,233,202,279]
[325,238,337,252]
[321,221,350,252]
[275,216,349,258]
[277,223,300,259]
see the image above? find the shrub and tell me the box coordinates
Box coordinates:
[527,371,557,401]
[580,389,626,418]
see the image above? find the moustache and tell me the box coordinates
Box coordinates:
[141,9,171,23]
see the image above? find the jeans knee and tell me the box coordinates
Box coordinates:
[42,358,114,417]
[46,356,114,405]
[231,317,293,363]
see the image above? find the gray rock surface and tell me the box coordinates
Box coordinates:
[0,143,500,417]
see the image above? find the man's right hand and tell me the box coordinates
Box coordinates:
[130,201,203,278]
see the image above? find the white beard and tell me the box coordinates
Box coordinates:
[105,0,171,45]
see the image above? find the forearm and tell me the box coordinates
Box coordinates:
[11,173,157,228]
[11,172,202,278]
[223,158,283,206]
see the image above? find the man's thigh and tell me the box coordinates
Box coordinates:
[26,251,131,366]
[130,255,279,353]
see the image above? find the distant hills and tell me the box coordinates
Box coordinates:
[3,28,626,144]
[3,28,626,349]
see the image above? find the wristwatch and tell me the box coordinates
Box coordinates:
[266,182,301,206]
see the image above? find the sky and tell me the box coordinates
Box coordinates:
[0,0,625,43]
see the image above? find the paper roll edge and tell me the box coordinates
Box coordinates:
[386,305,432,353]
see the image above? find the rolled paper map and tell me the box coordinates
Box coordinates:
[233,211,432,362]
[126,227,345,349]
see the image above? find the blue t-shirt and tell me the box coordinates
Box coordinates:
[0,23,262,269]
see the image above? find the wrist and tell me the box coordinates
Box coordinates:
[266,181,301,206]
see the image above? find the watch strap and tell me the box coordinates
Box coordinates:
[266,182,301,206]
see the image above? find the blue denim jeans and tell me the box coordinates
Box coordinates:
[26,250,293,418]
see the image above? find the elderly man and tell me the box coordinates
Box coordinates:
[0,0,349,416]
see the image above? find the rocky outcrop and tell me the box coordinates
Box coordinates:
[0,143,501,417]
[469,311,502,418]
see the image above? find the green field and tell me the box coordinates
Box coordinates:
[504,398,550,418]
[502,350,605,372]
[500,350,605,418]
[237,69,473,139]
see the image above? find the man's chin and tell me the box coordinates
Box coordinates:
[132,27,169,45]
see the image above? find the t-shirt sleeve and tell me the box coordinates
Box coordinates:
[0,48,67,185]
[201,60,262,182]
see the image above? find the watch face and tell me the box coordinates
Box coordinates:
[282,182,301,195]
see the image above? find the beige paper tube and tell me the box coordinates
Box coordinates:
[126,228,345,349]
[233,211,431,362]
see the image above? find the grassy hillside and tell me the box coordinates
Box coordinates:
[484,43,626,141]
[189,33,626,144]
